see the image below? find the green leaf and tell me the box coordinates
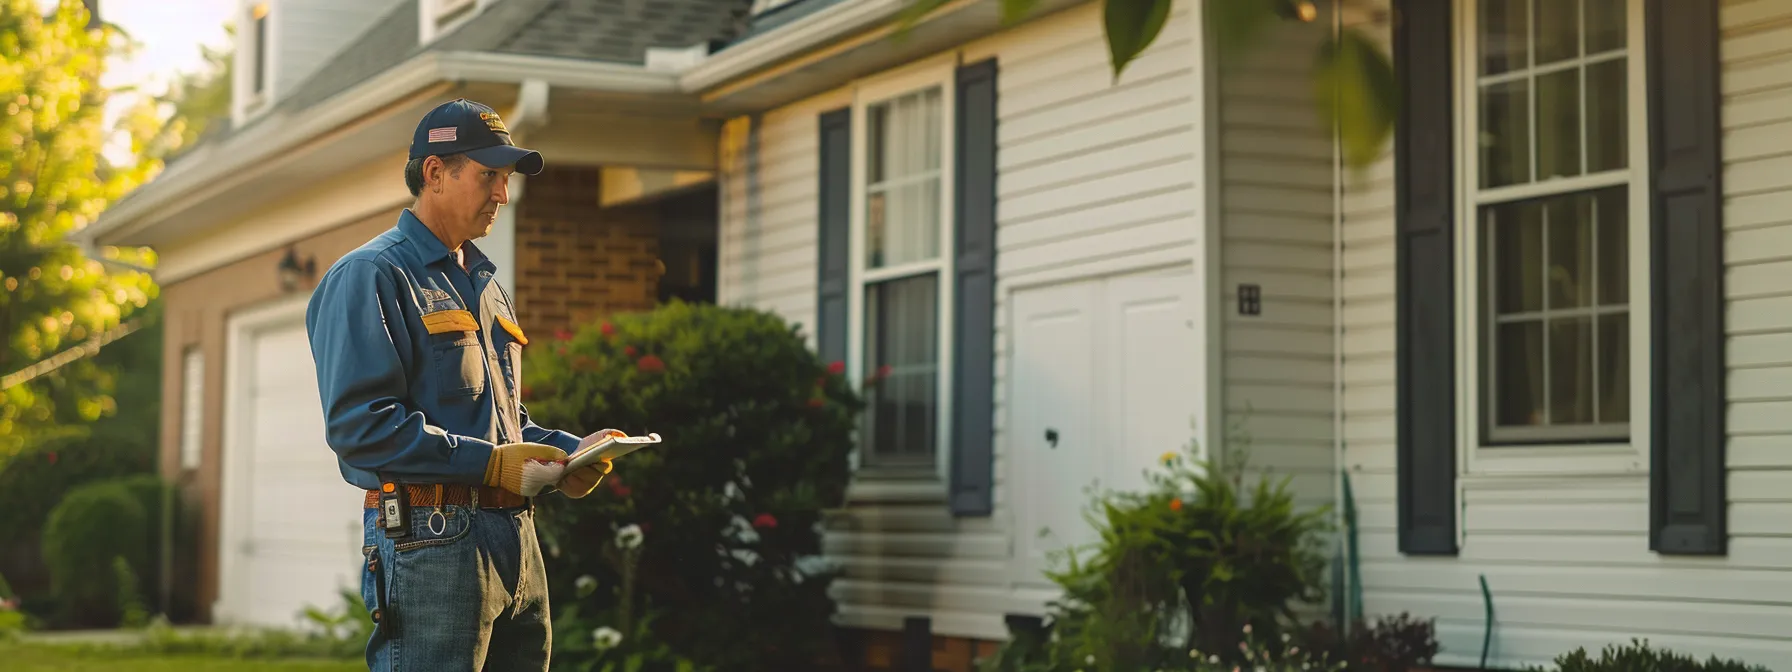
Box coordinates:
[1103,0,1174,81]
[1314,26,1400,170]
[1000,0,1043,24]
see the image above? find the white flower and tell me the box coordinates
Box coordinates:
[575,575,597,592]
[1189,649,1200,659]
[615,524,644,549]
[1242,623,1252,635]
[1282,633,1291,643]
[592,626,623,650]
[1210,655,1220,663]
[1085,654,1095,664]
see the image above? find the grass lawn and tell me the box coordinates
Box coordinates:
[0,641,364,672]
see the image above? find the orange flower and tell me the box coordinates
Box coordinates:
[1169,498,1183,511]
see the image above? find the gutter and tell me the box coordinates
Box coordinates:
[81,51,683,248]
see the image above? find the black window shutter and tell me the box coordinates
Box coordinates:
[949,58,998,516]
[816,108,851,367]
[1647,0,1725,555]
[1394,0,1458,556]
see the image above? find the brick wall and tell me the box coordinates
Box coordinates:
[514,166,662,334]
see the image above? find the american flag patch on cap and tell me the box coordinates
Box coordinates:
[427,126,457,143]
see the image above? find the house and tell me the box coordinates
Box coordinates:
[73,0,1792,669]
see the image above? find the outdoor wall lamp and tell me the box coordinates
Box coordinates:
[278,246,316,292]
[1275,0,1318,22]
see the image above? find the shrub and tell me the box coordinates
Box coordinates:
[0,435,155,607]
[1532,639,1770,672]
[523,301,864,671]
[40,474,178,627]
[1299,612,1439,672]
[980,439,1334,672]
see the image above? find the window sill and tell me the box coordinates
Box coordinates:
[1465,441,1647,477]
[845,469,946,506]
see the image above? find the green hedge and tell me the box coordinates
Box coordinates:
[40,474,179,628]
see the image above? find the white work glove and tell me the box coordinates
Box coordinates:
[484,442,568,496]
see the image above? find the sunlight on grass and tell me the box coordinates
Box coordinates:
[0,642,364,672]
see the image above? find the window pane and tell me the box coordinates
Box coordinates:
[1586,0,1625,52]
[864,87,944,270]
[1545,193,1594,309]
[868,104,889,184]
[862,273,939,464]
[1481,0,1529,75]
[1494,320,1546,427]
[1596,187,1628,304]
[1535,68,1583,180]
[1533,0,1579,64]
[1598,312,1630,423]
[1549,317,1594,424]
[1481,81,1532,188]
[1586,59,1628,173]
[866,180,941,269]
[1488,200,1544,315]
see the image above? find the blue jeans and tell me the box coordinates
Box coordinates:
[360,499,551,671]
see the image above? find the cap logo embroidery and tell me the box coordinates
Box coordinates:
[480,112,508,134]
[427,127,457,142]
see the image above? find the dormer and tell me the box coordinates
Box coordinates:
[419,0,504,45]
[231,0,406,126]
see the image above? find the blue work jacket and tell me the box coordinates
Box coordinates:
[306,209,580,491]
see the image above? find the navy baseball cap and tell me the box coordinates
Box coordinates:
[409,99,543,175]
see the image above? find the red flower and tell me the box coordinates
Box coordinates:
[752,513,778,529]
[554,328,574,341]
[637,354,665,373]
[624,346,637,357]
[572,356,600,372]
[828,360,845,376]
[519,384,533,400]
[612,483,632,497]
[601,322,616,336]
[46,452,57,465]
[1169,498,1184,511]
[807,397,825,408]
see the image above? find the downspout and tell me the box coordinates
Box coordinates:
[489,78,551,295]
[1328,0,1351,633]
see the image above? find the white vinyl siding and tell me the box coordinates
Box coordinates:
[235,0,405,120]
[1326,0,1792,668]
[1215,15,1338,508]
[716,0,1205,640]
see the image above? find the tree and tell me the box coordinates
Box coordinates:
[898,0,1397,169]
[0,0,196,459]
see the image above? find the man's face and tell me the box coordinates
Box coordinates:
[423,155,514,242]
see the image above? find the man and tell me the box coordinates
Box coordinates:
[306,98,615,671]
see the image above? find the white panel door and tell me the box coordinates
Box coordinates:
[1009,280,1100,584]
[226,316,363,628]
[1100,271,1201,495]
[1008,267,1199,589]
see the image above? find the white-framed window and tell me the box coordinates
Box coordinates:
[1457,0,1649,469]
[848,58,957,472]
[250,2,270,97]
[179,347,205,471]
[422,0,492,44]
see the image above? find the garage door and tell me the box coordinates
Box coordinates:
[1009,267,1201,585]
[219,302,364,627]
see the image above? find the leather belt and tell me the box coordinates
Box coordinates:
[362,483,527,510]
